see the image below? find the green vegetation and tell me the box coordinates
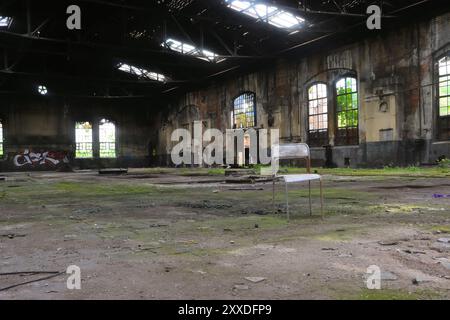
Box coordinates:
[191,215,289,233]
[289,187,375,201]
[337,77,359,129]
[94,214,291,259]
[75,150,93,158]
[0,180,179,206]
[250,165,450,178]
[317,166,449,177]
[132,165,450,178]
[337,90,358,128]
[55,181,158,196]
[314,229,359,242]
[428,225,450,234]
[437,158,450,169]
[439,75,450,116]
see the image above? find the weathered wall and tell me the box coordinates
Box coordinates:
[157,12,450,168]
[0,96,157,171]
[1,13,449,171]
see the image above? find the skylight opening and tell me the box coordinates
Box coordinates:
[0,16,13,28]
[117,63,167,82]
[225,1,305,29]
[162,38,225,63]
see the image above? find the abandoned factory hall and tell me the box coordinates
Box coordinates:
[0,0,450,302]
[0,2,449,170]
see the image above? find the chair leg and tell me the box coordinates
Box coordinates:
[319,178,324,219]
[272,178,276,214]
[285,181,290,221]
[308,180,312,216]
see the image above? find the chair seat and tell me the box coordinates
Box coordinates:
[278,174,321,183]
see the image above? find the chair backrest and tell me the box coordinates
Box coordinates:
[272,143,312,173]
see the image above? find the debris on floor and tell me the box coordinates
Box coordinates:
[233,284,249,291]
[244,277,266,283]
[99,168,129,175]
[0,169,449,299]
[381,272,398,281]
[412,275,434,285]
[378,240,399,246]
[225,169,256,177]
[0,234,27,239]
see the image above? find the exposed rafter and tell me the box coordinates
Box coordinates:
[0,0,446,98]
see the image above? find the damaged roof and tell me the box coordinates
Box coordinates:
[0,0,446,98]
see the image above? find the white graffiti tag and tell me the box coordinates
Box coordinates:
[13,149,65,167]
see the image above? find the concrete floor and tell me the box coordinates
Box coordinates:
[0,168,449,299]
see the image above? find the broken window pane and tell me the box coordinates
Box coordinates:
[99,119,116,158]
[439,57,450,117]
[438,55,450,140]
[226,1,305,30]
[308,83,328,147]
[0,121,3,157]
[336,77,359,145]
[75,122,93,159]
[0,16,12,28]
[162,38,225,63]
[117,63,167,82]
[38,85,48,95]
[232,92,256,128]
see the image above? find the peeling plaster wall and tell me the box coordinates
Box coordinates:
[0,13,449,171]
[0,97,157,171]
[157,12,450,168]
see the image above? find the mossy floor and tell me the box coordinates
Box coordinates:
[0,168,449,299]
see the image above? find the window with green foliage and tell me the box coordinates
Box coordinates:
[308,83,328,147]
[336,77,359,145]
[438,55,450,140]
[75,122,93,158]
[0,121,4,157]
[439,56,450,117]
[99,119,116,158]
[232,92,256,128]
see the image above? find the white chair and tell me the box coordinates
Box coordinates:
[270,143,324,220]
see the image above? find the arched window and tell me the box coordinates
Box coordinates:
[0,120,4,157]
[308,83,328,147]
[99,119,117,158]
[438,55,450,140]
[232,92,256,128]
[75,122,93,158]
[336,77,359,145]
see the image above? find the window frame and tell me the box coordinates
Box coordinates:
[0,16,13,28]
[117,63,168,82]
[307,82,329,147]
[436,53,450,141]
[334,76,359,146]
[225,1,305,30]
[162,38,225,63]
[99,118,117,159]
[0,119,4,158]
[232,92,257,129]
[75,121,94,159]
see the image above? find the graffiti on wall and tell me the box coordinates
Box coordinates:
[13,149,69,168]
